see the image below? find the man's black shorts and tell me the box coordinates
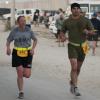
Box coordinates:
[12,49,33,68]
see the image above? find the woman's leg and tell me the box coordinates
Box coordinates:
[23,68,31,78]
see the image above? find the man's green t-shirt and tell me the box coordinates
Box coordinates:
[62,15,94,44]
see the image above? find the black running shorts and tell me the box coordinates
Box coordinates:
[12,49,33,68]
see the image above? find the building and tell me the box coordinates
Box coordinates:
[0,0,68,10]
[1,0,100,18]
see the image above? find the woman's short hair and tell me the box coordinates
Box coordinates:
[17,16,25,22]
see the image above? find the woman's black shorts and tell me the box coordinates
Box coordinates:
[12,49,33,68]
[87,34,98,41]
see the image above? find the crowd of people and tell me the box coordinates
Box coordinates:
[31,7,100,52]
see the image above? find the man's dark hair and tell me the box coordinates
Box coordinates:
[71,3,80,9]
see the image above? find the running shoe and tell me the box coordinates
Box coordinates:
[18,92,24,99]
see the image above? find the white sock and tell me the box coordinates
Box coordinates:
[19,91,23,93]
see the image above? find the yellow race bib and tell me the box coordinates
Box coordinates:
[81,41,89,55]
[17,50,28,57]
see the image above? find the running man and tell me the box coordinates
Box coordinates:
[6,16,37,99]
[61,3,94,96]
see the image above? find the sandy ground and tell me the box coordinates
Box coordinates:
[0,22,100,100]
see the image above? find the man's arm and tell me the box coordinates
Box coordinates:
[84,19,95,35]
[83,29,94,35]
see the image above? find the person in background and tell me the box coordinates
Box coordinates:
[6,16,37,99]
[53,11,59,21]
[54,8,65,39]
[43,11,49,28]
[97,11,100,21]
[55,14,65,46]
[80,11,86,17]
[33,12,39,26]
[25,15,31,28]
[58,8,64,16]
[87,13,100,55]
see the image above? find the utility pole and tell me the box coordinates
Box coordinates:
[11,0,15,28]
[66,0,69,9]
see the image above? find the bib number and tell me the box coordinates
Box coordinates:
[17,50,28,57]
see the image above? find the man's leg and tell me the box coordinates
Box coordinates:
[16,65,24,99]
[70,58,78,87]
[77,60,84,76]
[69,58,81,96]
